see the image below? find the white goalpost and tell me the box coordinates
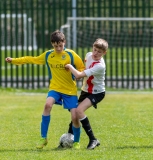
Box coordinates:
[0,13,37,50]
[60,17,153,49]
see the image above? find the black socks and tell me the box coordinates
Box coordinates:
[80,117,96,140]
[68,117,96,140]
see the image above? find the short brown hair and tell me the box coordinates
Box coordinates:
[93,38,108,51]
[50,30,65,44]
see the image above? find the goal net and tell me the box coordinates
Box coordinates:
[60,17,153,49]
[0,14,37,50]
[60,17,153,89]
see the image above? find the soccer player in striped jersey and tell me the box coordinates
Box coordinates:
[5,30,85,149]
[65,38,108,149]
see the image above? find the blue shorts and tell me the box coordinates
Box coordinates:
[47,90,78,109]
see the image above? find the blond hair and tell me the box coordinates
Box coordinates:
[93,38,108,51]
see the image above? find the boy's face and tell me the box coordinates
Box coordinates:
[92,46,106,61]
[51,41,65,53]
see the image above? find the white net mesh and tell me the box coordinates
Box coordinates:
[61,17,153,49]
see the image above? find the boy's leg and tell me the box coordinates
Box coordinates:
[72,125,81,149]
[36,115,50,149]
[62,95,81,149]
[70,108,81,149]
[41,115,51,138]
[80,116,96,140]
[80,116,100,149]
[68,121,73,134]
[68,116,100,149]
[76,96,102,149]
[72,125,81,142]
[36,96,55,149]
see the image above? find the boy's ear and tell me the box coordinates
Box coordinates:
[103,51,107,55]
[64,40,66,45]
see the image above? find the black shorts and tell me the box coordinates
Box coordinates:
[78,90,105,109]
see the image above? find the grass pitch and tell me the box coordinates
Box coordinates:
[0,89,153,160]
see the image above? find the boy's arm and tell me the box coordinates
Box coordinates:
[65,64,86,79]
[5,52,46,65]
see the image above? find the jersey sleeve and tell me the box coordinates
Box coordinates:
[73,52,85,71]
[84,63,104,77]
[11,52,46,65]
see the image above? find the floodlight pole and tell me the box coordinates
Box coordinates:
[72,0,76,48]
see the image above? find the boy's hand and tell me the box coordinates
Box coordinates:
[5,57,12,63]
[65,64,72,71]
[65,64,71,69]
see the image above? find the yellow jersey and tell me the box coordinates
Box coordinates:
[11,48,85,95]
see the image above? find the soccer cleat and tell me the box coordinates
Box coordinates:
[87,139,100,150]
[73,142,80,149]
[36,138,48,149]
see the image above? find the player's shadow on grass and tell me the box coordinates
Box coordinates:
[0,149,55,152]
[0,147,75,152]
[116,145,153,149]
[1,145,153,152]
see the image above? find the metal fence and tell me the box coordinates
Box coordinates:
[0,0,153,90]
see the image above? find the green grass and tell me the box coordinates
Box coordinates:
[0,89,153,160]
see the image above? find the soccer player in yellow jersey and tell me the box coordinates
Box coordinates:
[5,30,85,149]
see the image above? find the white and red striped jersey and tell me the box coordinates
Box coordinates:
[81,52,106,94]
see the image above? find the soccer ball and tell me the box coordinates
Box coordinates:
[59,133,74,148]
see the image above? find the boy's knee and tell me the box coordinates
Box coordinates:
[44,102,52,110]
[76,108,83,118]
[71,115,77,122]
